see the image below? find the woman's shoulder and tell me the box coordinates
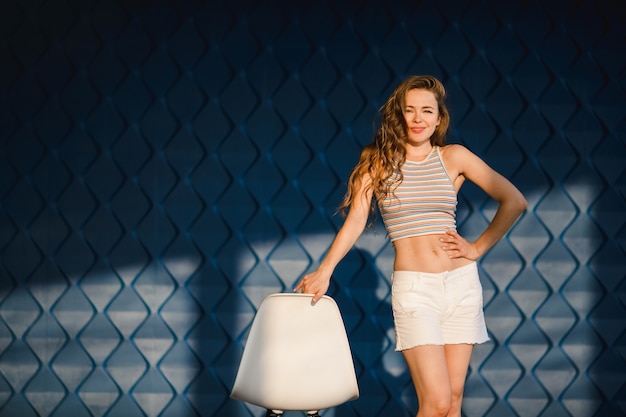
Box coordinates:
[439,144,483,174]
[439,143,472,160]
[440,143,469,153]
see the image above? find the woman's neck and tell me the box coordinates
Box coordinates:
[405,143,434,162]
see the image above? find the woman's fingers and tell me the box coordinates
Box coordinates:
[440,230,472,259]
[294,271,330,303]
[439,230,480,260]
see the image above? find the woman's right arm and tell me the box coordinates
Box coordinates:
[294,174,373,303]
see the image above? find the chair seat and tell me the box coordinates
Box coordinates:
[231,293,359,412]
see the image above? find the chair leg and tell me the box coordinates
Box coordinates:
[265,410,283,417]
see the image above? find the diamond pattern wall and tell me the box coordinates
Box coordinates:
[1,0,624,416]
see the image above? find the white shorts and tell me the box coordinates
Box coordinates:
[391,262,489,351]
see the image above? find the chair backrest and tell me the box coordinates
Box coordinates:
[231,293,359,412]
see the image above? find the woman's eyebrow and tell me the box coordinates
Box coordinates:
[407,105,435,109]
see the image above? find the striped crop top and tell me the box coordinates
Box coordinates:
[378,146,457,242]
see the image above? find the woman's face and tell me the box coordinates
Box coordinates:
[403,88,441,144]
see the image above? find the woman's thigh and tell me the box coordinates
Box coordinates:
[443,344,474,396]
[402,344,474,412]
[402,345,451,406]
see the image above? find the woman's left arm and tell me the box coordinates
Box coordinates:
[441,144,528,260]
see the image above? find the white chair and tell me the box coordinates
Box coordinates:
[231,293,359,416]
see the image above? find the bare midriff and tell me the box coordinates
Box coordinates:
[392,234,474,273]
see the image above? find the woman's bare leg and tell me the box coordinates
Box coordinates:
[402,344,474,417]
[403,345,451,417]
[444,344,474,417]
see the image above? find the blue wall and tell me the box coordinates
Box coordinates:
[0,0,624,416]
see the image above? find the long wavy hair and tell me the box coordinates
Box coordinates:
[339,75,451,221]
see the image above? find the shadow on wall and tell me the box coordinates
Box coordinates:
[228,234,417,417]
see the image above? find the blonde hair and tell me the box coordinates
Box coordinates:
[339,75,450,221]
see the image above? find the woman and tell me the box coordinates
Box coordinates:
[294,75,527,417]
